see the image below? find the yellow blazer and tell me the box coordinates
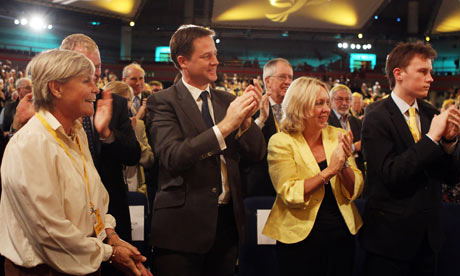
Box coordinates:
[262,125,363,244]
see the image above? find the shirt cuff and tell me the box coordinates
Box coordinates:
[102,243,113,262]
[100,132,115,144]
[212,125,227,151]
[254,117,265,129]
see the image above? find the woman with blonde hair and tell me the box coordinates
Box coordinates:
[0,49,151,276]
[263,76,363,276]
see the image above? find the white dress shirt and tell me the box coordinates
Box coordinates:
[0,110,115,274]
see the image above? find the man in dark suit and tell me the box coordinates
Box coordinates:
[145,25,266,276]
[122,63,147,118]
[60,34,141,244]
[242,58,293,197]
[328,84,364,173]
[0,77,32,134]
[359,41,460,276]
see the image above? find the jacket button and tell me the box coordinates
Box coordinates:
[207,152,212,157]
[212,187,217,193]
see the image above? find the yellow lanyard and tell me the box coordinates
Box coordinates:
[36,113,95,208]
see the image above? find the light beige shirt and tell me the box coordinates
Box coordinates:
[0,110,115,274]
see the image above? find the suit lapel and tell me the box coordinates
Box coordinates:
[417,99,432,135]
[175,81,209,133]
[293,132,321,175]
[328,111,341,128]
[386,97,416,146]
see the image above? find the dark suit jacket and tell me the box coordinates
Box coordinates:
[359,96,460,261]
[1,100,18,132]
[95,92,141,242]
[242,104,277,197]
[328,110,364,172]
[145,80,266,253]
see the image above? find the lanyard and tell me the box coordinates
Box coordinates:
[36,112,94,208]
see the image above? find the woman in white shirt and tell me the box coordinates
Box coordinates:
[0,49,151,276]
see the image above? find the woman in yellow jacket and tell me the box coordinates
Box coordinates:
[263,77,363,276]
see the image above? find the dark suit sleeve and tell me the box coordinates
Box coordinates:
[147,93,223,176]
[362,109,450,196]
[103,94,141,166]
[234,122,266,162]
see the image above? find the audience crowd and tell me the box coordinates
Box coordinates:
[0,26,460,276]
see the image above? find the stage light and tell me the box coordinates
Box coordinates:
[14,19,19,25]
[367,44,372,49]
[216,38,221,44]
[374,15,378,20]
[30,16,45,31]
[338,42,343,48]
[363,45,368,50]
[342,42,348,49]
[356,44,361,49]
[397,18,401,22]
[20,18,28,25]
[358,33,363,39]
[351,43,356,49]
[48,24,52,30]
[425,36,430,42]
[129,21,135,27]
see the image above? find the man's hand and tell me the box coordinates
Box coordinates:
[256,92,270,125]
[136,98,147,120]
[94,90,113,138]
[11,93,34,132]
[443,106,460,141]
[217,92,258,138]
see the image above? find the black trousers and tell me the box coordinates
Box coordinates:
[152,203,238,276]
[276,222,355,276]
[363,235,437,276]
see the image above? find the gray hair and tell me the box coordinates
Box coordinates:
[26,49,95,111]
[15,77,31,89]
[122,63,145,79]
[263,58,291,87]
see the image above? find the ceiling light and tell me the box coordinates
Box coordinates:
[358,33,363,39]
[20,18,28,25]
[129,21,135,27]
[338,42,343,48]
[14,19,19,25]
[351,43,356,49]
[356,44,361,49]
[342,42,348,49]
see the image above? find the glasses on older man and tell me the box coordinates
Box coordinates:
[269,74,293,82]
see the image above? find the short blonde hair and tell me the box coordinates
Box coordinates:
[104,81,133,100]
[280,76,329,133]
[60,33,99,52]
[352,92,363,99]
[26,49,95,111]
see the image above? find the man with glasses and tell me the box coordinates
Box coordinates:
[328,84,364,173]
[243,58,293,197]
[0,77,32,134]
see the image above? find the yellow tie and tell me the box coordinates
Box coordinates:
[407,107,421,142]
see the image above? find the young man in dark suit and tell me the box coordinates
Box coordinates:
[360,41,460,276]
[145,25,266,276]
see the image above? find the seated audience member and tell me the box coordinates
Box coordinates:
[328,84,364,173]
[360,41,460,276]
[105,81,154,195]
[263,77,363,276]
[0,49,151,276]
[0,77,32,134]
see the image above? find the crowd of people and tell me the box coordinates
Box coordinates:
[0,24,460,276]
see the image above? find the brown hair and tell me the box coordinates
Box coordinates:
[385,41,437,89]
[169,25,215,70]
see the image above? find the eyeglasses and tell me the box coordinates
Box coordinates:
[333,97,351,103]
[269,74,293,82]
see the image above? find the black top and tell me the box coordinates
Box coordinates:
[315,160,346,229]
